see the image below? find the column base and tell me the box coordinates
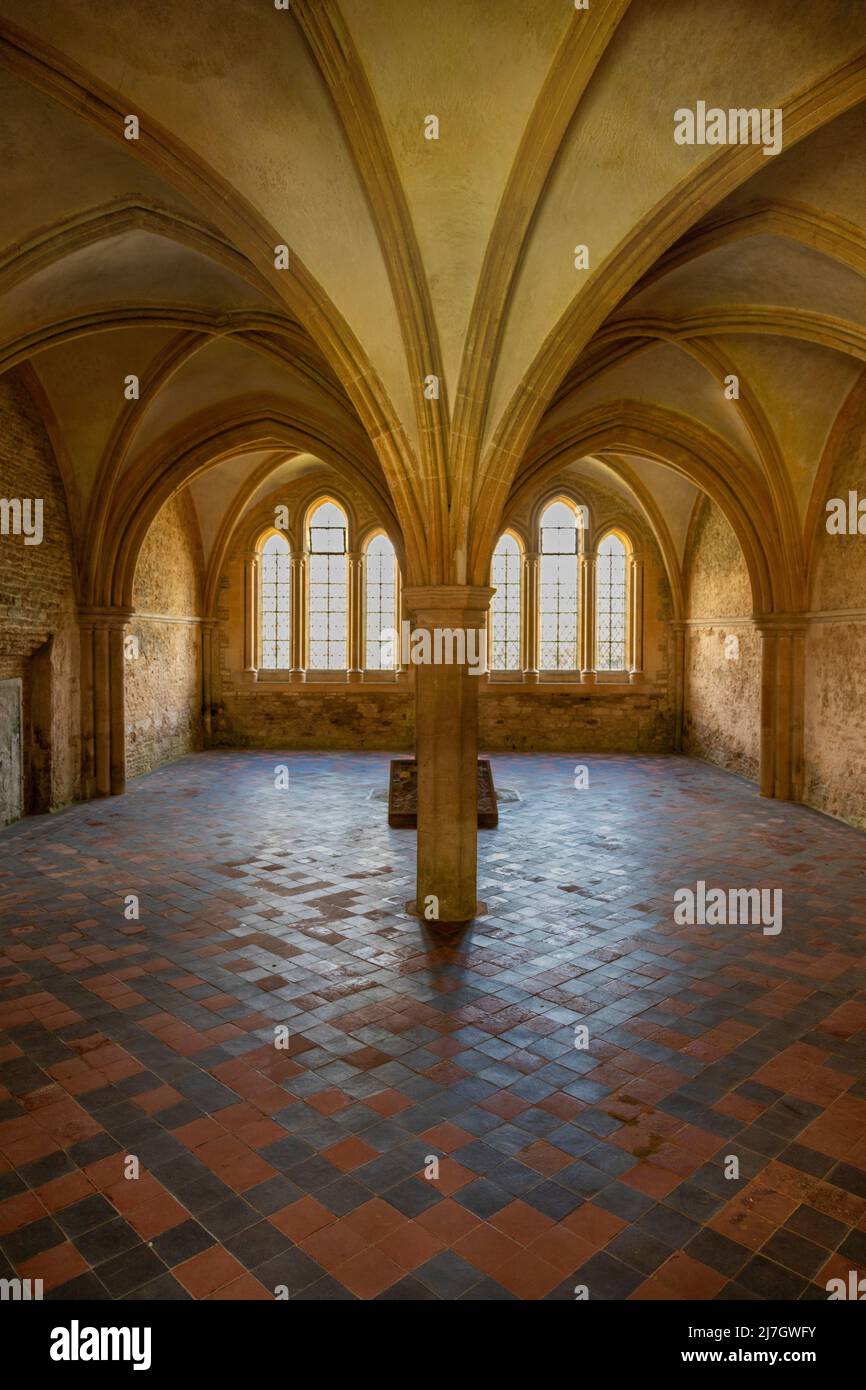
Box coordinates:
[406,899,488,926]
[581,670,597,686]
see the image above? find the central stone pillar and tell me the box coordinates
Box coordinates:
[403,585,494,925]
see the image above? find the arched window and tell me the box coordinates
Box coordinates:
[597,532,629,671]
[259,531,290,669]
[490,533,522,671]
[308,499,348,670]
[365,532,398,670]
[539,499,580,670]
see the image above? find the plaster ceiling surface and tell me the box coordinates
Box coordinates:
[29,327,180,512]
[546,342,760,466]
[718,335,864,523]
[0,0,864,594]
[563,456,639,507]
[0,66,206,249]
[339,0,573,393]
[243,453,334,513]
[187,449,282,565]
[0,231,276,346]
[708,103,866,230]
[123,336,343,465]
[561,453,698,562]
[600,453,700,566]
[486,0,866,442]
[615,236,866,327]
[0,0,415,447]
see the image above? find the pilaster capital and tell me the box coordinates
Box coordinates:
[78,606,133,631]
[754,613,808,638]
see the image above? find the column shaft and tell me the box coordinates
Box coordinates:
[524,551,539,682]
[79,621,96,799]
[243,551,258,673]
[759,626,778,798]
[290,554,306,681]
[201,621,215,738]
[109,624,126,796]
[671,620,686,752]
[580,550,597,683]
[348,552,363,681]
[629,556,644,682]
[405,585,493,924]
[93,626,111,797]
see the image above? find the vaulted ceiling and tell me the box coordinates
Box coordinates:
[1,0,865,607]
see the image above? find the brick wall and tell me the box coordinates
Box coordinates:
[0,368,79,812]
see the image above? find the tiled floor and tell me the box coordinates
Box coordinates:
[1,750,866,1301]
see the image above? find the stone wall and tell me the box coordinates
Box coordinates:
[126,491,203,778]
[213,682,673,754]
[805,405,866,828]
[480,686,674,752]
[683,497,761,782]
[0,368,79,815]
[215,685,413,751]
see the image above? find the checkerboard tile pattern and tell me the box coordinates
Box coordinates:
[1,750,865,1300]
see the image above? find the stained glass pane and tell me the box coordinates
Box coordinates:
[596,532,628,670]
[490,533,522,671]
[308,502,348,669]
[259,531,290,669]
[539,501,580,670]
[365,533,398,669]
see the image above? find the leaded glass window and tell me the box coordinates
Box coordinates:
[597,532,628,671]
[308,500,348,670]
[490,533,522,671]
[365,532,397,670]
[259,531,290,669]
[539,500,579,670]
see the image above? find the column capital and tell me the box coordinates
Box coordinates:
[403,585,494,630]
